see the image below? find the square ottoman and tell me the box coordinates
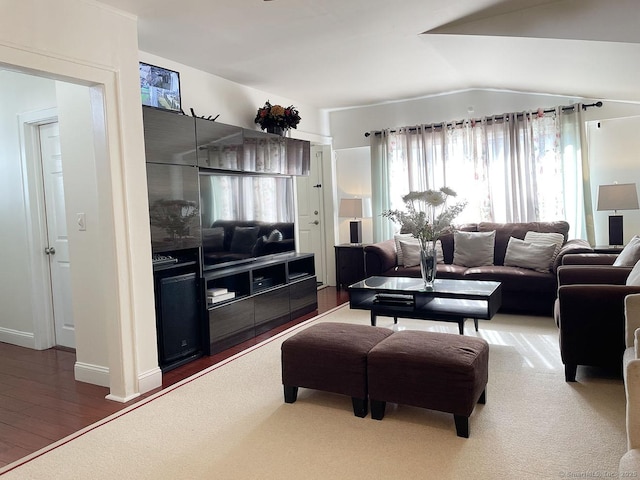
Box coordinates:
[281,322,394,417]
[367,330,489,437]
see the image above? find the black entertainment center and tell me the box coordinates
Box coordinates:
[143,106,316,371]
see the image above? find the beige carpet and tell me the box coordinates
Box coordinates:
[0,306,626,479]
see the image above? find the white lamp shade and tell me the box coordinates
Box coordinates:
[597,183,639,211]
[339,198,372,218]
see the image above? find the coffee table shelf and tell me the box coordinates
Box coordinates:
[348,276,502,334]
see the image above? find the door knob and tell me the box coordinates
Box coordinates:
[310,220,319,225]
[45,247,56,255]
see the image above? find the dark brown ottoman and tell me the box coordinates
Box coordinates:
[281,322,394,417]
[367,330,489,437]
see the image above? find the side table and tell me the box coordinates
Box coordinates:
[592,245,624,254]
[335,244,367,290]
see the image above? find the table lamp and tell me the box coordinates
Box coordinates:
[597,183,639,246]
[339,198,371,244]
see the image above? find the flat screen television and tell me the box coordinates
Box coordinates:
[139,62,182,112]
[199,171,296,270]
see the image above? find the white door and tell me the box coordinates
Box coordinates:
[296,147,326,285]
[39,122,76,348]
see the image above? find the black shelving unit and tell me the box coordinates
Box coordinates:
[204,253,317,354]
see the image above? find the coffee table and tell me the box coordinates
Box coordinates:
[347,276,502,335]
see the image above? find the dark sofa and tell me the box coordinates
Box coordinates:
[364,221,592,316]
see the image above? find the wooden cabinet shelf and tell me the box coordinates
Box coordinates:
[204,253,318,354]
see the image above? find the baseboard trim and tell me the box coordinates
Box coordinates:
[74,361,110,388]
[105,392,141,403]
[74,362,161,400]
[0,327,35,349]
[138,366,162,394]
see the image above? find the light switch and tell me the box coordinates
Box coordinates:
[76,213,86,231]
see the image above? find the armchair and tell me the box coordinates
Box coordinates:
[620,294,640,476]
[555,260,639,382]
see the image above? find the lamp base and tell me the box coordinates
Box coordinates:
[608,215,623,246]
[349,220,362,244]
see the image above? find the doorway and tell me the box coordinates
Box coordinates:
[296,145,328,286]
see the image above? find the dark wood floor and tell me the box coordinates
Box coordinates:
[0,286,349,469]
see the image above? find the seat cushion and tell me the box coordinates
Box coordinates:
[281,322,394,399]
[463,265,556,292]
[367,330,489,417]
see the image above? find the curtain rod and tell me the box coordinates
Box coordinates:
[364,101,603,138]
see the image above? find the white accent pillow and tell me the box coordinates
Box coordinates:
[614,235,640,267]
[398,239,444,267]
[504,237,558,273]
[627,259,640,286]
[453,231,495,267]
[399,239,421,267]
[393,233,414,266]
[524,231,565,265]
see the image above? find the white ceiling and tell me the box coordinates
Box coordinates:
[98,0,640,109]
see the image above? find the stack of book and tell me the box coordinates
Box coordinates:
[207,287,235,305]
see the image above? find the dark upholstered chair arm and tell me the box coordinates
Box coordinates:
[364,239,397,275]
[562,253,617,266]
[557,265,632,286]
[556,284,639,368]
[552,239,593,272]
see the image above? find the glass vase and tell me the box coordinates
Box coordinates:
[420,245,437,289]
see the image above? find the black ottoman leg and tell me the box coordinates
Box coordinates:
[454,415,469,438]
[565,364,577,382]
[284,385,298,403]
[370,400,386,420]
[352,397,368,418]
[478,389,486,404]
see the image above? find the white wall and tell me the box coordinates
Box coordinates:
[0,71,57,343]
[140,52,331,144]
[588,116,640,245]
[330,89,640,150]
[335,148,372,245]
[55,81,112,385]
[330,89,640,244]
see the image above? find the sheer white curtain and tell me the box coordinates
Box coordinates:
[370,104,594,242]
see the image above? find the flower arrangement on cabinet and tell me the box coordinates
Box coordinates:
[382,187,467,249]
[254,100,301,131]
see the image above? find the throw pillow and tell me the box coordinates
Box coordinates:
[264,229,284,243]
[394,233,414,266]
[229,226,260,254]
[399,239,421,267]
[202,226,225,251]
[504,237,558,273]
[397,238,445,267]
[627,259,640,286]
[524,231,565,265]
[614,235,640,267]
[453,230,496,267]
